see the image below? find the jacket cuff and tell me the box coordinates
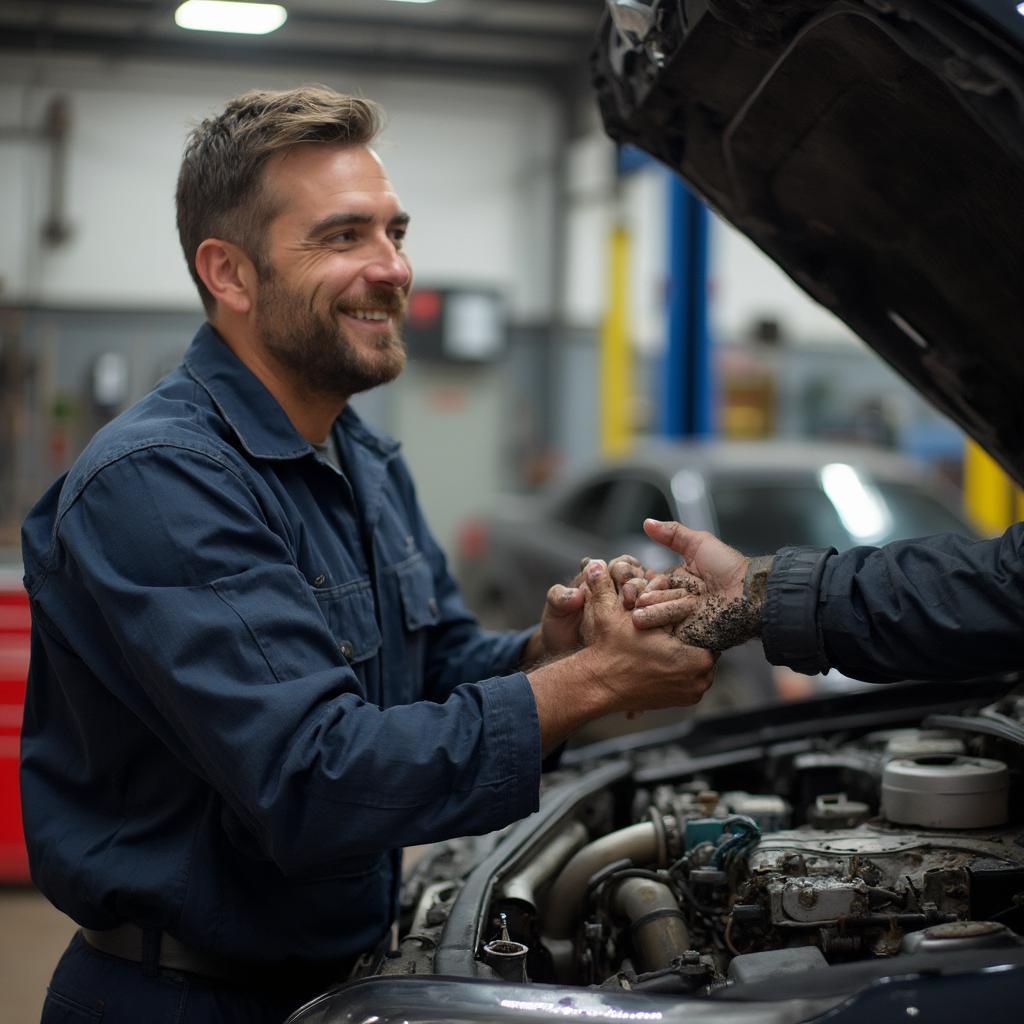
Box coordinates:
[761,546,835,674]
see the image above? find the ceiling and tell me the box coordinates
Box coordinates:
[0,0,607,90]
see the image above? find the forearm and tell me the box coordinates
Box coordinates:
[527,647,614,753]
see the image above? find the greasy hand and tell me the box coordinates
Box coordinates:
[630,519,771,652]
[576,553,649,604]
[577,559,717,713]
[525,551,656,666]
[536,582,586,660]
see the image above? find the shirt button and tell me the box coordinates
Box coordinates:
[339,641,354,659]
[312,574,326,587]
[427,598,439,617]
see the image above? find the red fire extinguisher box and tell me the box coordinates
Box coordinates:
[0,568,31,882]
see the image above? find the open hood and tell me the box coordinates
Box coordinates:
[593,0,1024,485]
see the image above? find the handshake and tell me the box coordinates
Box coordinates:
[523,518,772,752]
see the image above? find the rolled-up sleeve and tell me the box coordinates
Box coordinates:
[42,444,540,876]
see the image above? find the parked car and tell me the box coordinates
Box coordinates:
[455,440,977,713]
[289,1,1024,1020]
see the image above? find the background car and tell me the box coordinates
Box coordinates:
[455,439,978,718]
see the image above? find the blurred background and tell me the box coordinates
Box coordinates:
[0,0,1022,1016]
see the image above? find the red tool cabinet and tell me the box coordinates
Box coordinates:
[0,568,30,882]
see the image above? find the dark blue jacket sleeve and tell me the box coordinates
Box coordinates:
[37,445,541,876]
[762,524,1024,683]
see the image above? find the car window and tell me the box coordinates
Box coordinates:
[550,479,618,537]
[711,482,847,552]
[710,477,975,554]
[604,479,674,540]
[875,482,975,539]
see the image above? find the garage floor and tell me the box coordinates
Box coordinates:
[0,886,77,1021]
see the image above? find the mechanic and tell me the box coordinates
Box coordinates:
[626,518,1024,683]
[19,88,717,1024]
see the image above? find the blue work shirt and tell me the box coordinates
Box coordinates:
[20,322,541,968]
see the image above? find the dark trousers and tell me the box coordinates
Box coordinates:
[41,932,327,1024]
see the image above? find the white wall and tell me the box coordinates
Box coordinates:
[0,55,560,322]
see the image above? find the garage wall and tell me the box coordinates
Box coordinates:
[0,55,560,323]
[0,54,567,554]
[561,125,859,346]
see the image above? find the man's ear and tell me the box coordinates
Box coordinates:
[194,238,258,315]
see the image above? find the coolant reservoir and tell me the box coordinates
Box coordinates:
[881,755,1008,829]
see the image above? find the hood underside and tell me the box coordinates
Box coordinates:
[594,0,1024,484]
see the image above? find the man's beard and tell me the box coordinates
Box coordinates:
[255,276,407,400]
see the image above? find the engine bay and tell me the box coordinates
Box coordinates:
[389,688,1024,998]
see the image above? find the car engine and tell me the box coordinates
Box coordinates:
[391,692,1024,997]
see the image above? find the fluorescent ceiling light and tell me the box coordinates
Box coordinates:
[174,1,288,35]
[382,0,438,4]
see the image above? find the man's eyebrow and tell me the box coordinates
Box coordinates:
[307,211,411,238]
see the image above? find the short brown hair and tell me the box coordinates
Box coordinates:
[176,86,383,314]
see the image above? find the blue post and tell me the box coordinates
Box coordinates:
[659,172,713,438]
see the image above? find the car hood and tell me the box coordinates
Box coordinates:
[593,0,1024,485]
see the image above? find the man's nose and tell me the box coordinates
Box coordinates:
[364,239,411,290]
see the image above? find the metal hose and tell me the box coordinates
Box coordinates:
[543,821,662,939]
[612,877,690,973]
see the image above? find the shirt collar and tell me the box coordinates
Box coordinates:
[183,321,400,462]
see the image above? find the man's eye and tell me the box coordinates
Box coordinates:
[390,229,406,249]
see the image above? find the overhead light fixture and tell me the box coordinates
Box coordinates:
[381,0,438,4]
[174,1,288,35]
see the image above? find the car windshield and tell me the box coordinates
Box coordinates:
[709,476,974,554]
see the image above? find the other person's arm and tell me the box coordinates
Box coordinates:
[631,518,1024,684]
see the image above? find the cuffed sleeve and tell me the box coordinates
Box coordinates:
[761,545,836,675]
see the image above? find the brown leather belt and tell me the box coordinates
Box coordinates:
[80,924,355,989]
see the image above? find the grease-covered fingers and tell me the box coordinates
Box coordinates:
[644,574,671,591]
[631,594,698,630]
[608,554,644,591]
[620,576,652,610]
[545,583,584,616]
[634,587,692,608]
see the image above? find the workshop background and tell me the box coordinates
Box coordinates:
[0,1,1020,1019]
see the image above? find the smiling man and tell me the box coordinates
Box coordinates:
[19,88,716,1023]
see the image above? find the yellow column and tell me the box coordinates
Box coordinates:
[599,225,631,457]
[963,439,1024,533]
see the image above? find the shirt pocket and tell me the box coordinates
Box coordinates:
[313,577,382,664]
[393,554,442,633]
